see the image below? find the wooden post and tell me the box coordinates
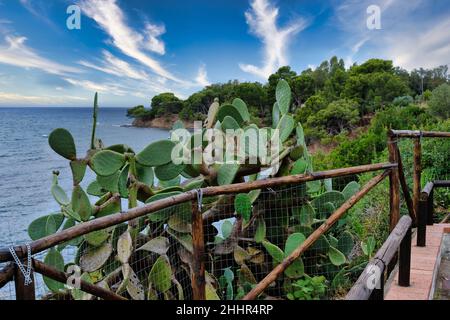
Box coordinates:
[417,197,427,247]
[387,132,400,231]
[369,271,384,300]
[413,137,421,224]
[191,199,205,300]
[397,148,416,226]
[399,226,411,286]
[13,262,35,300]
[243,171,389,300]
[427,188,434,226]
[346,216,412,300]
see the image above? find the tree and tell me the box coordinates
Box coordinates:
[429,83,450,119]
[306,99,360,137]
[291,73,315,109]
[343,59,409,113]
[151,92,183,116]
[294,92,328,124]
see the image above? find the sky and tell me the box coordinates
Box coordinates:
[0,0,449,107]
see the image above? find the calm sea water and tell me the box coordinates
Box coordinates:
[0,107,170,247]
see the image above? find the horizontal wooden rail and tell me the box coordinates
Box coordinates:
[243,170,390,300]
[434,180,450,188]
[389,130,450,138]
[346,215,412,300]
[0,162,396,263]
[32,259,126,300]
[0,263,14,289]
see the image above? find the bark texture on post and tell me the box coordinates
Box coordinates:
[191,199,206,300]
[397,148,416,225]
[14,263,35,300]
[398,226,411,287]
[413,137,422,224]
[387,132,400,231]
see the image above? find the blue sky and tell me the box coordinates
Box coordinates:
[0,0,449,107]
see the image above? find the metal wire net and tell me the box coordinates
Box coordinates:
[1,172,381,301]
[397,136,450,222]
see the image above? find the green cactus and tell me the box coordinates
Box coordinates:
[342,181,360,200]
[276,114,295,143]
[276,79,291,115]
[48,128,77,160]
[154,161,186,181]
[71,185,92,222]
[90,150,126,176]
[222,115,241,130]
[232,98,250,122]
[136,140,175,167]
[30,80,367,299]
[234,193,252,222]
[217,163,239,185]
[216,104,245,125]
[28,213,64,240]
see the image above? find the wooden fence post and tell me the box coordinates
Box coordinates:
[369,271,384,300]
[399,226,411,286]
[427,188,434,226]
[191,198,205,300]
[413,137,421,224]
[387,132,400,231]
[13,262,35,300]
[417,196,427,247]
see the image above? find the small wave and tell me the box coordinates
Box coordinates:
[42,134,48,138]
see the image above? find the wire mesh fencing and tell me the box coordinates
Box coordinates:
[396,134,450,222]
[1,172,383,301]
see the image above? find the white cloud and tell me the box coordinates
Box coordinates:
[239,0,307,79]
[79,0,180,82]
[195,64,210,87]
[0,91,87,105]
[19,0,57,28]
[79,50,149,80]
[64,78,127,96]
[387,18,450,70]
[335,0,450,70]
[144,23,166,55]
[0,36,81,75]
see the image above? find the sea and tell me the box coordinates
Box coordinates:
[0,107,171,247]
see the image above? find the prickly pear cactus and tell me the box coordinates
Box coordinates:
[27,79,364,300]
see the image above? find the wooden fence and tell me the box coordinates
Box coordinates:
[0,129,448,300]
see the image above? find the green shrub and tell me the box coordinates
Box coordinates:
[429,83,450,119]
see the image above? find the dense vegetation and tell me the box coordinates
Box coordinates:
[26,57,449,300]
[127,57,448,134]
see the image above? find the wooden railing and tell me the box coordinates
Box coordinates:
[346,215,412,300]
[0,162,396,300]
[0,129,448,300]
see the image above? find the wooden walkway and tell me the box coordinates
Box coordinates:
[385,224,450,300]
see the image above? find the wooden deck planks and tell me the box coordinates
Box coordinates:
[385,223,450,300]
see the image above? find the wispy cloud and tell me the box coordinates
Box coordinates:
[0,91,87,105]
[0,35,81,75]
[335,0,449,70]
[195,64,210,87]
[387,17,450,69]
[19,0,58,29]
[239,0,308,79]
[79,0,181,82]
[64,78,127,96]
[79,50,149,80]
